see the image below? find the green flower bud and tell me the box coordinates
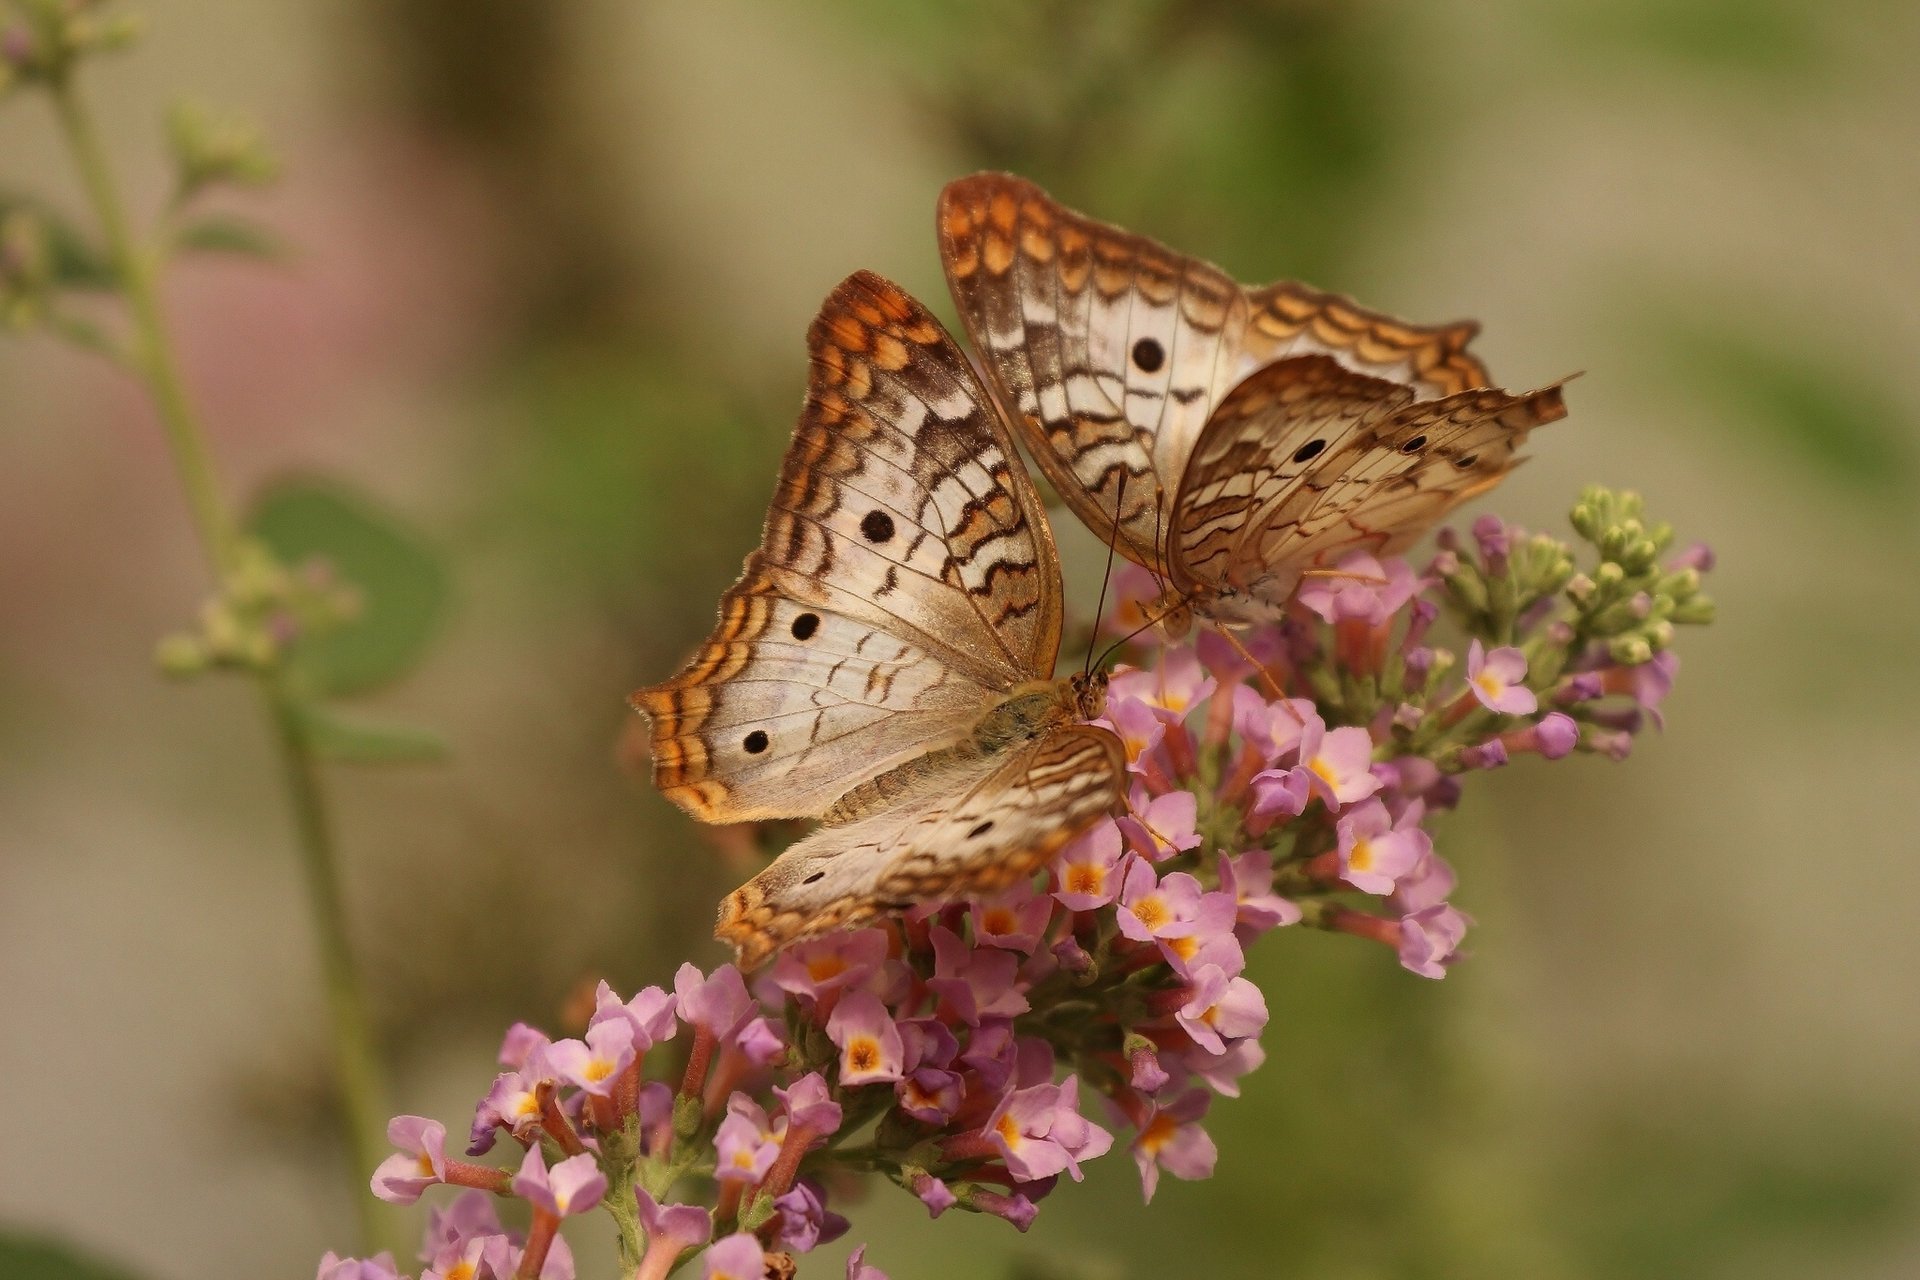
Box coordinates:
[1608,634,1653,666]
[154,633,209,678]
[1672,597,1717,625]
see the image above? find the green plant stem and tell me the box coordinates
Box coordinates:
[46,68,397,1253]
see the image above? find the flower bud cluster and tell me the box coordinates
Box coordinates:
[318,493,1714,1278]
[155,537,361,678]
[0,0,141,96]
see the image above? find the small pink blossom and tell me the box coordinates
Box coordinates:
[846,1244,891,1280]
[674,962,754,1036]
[1467,640,1538,715]
[1295,552,1419,626]
[1118,788,1201,862]
[927,927,1029,1024]
[1111,645,1215,722]
[588,982,678,1050]
[969,886,1055,952]
[634,1187,711,1268]
[1052,819,1125,910]
[712,1095,780,1184]
[511,1148,606,1217]
[1297,718,1383,808]
[497,1023,549,1070]
[981,1075,1114,1182]
[826,990,905,1086]
[1116,861,1202,943]
[317,1254,407,1280]
[544,1018,637,1097]
[370,1116,447,1205]
[1132,1089,1219,1203]
[1335,798,1431,896]
[1218,851,1302,934]
[774,1072,844,1135]
[1099,694,1167,773]
[701,1234,766,1280]
[1398,904,1471,979]
[770,1176,849,1252]
[1175,964,1269,1055]
[769,930,891,1000]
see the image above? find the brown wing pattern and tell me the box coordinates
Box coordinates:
[633,271,1065,823]
[714,723,1127,968]
[937,172,1501,581]
[1173,356,1568,619]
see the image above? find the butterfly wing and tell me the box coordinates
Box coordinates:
[634,271,1065,823]
[1172,355,1568,619]
[937,172,1492,578]
[715,724,1126,967]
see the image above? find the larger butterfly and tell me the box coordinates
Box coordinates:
[938,173,1570,626]
[633,271,1127,968]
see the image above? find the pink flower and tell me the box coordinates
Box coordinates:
[774,1072,844,1135]
[1335,798,1431,896]
[1231,686,1314,764]
[1398,904,1471,979]
[1156,890,1244,978]
[896,1066,964,1124]
[468,1070,541,1155]
[1099,694,1167,773]
[497,1023,549,1070]
[1466,640,1538,715]
[769,930,892,1000]
[674,963,754,1037]
[1110,645,1215,721]
[701,1234,766,1280]
[1183,1037,1265,1098]
[980,1075,1114,1182]
[544,1019,636,1097]
[634,1187,711,1271]
[1390,849,1458,914]
[969,886,1055,952]
[826,990,905,1086]
[1295,552,1419,626]
[927,927,1029,1024]
[1052,819,1125,910]
[1175,965,1268,1055]
[846,1244,890,1280]
[370,1116,447,1205]
[511,1148,606,1217]
[422,1191,502,1265]
[770,1176,850,1252]
[1218,851,1302,934]
[1132,1089,1219,1203]
[1297,718,1382,808]
[317,1255,407,1280]
[909,1171,956,1217]
[1118,788,1201,862]
[712,1095,780,1184]
[1116,861,1202,943]
[588,982,678,1050]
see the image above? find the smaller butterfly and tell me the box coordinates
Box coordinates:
[632,271,1127,967]
[938,173,1570,628]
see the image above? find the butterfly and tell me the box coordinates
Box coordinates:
[937,172,1570,628]
[632,270,1128,968]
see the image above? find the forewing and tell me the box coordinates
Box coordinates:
[634,271,1066,823]
[937,172,1494,575]
[1173,355,1568,616]
[714,725,1126,967]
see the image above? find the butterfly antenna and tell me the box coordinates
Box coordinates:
[1085,471,1128,679]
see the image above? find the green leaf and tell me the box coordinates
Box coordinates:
[170,214,287,261]
[301,703,449,764]
[0,189,116,290]
[248,477,451,697]
[0,1233,147,1280]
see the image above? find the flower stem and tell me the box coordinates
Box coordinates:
[44,67,396,1254]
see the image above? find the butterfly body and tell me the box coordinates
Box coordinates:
[938,173,1570,628]
[636,271,1126,966]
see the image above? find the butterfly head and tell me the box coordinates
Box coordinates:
[1065,669,1110,722]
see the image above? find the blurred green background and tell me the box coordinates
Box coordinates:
[3,1,1917,1277]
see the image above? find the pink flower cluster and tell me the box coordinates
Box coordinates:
[319,498,1711,1279]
